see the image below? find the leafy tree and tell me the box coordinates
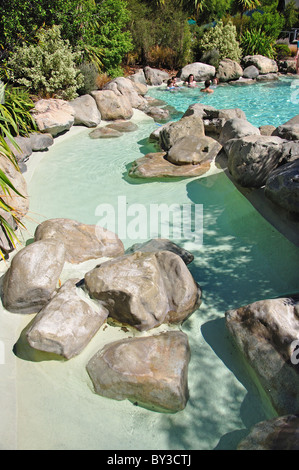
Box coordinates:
[283,0,299,30]
[93,0,133,77]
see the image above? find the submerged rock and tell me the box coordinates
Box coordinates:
[26,278,108,359]
[237,415,299,450]
[226,297,299,415]
[125,238,194,265]
[129,152,211,179]
[84,250,201,331]
[89,127,123,139]
[106,120,138,133]
[2,240,65,314]
[86,331,191,413]
[166,135,222,165]
[34,218,124,264]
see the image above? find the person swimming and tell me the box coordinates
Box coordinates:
[200,79,214,94]
[184,74,197,87]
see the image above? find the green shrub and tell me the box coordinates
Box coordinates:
[240,28,275,59]
[199,20,242,64]
[7,25,83,100]
[77,62,99,95]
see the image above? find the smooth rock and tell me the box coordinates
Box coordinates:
[179,62,215,82]
[225,135,283,188]
[159,115,205,151]
[106,120,138,132]
[243,65,259,79]
[216,59,243,82]
[26,278,109,359]
[103,77,147,110]
[226,297,299,415]
[86,331,191,412]
[4,135,32,162]
[167,135,222,165]
[28,132,54,151]
[2,240,66,314]
[89,127,123,139]
[219,118,260,145]
[273,115,299,141]
[90,90,133,121]
[125,238,194,265]
[143,67,169,86]
[242,55,278,74]
[31,99,75,136]
[129,152,211,179]
[84,251,201,331]
[69,94,101,127]
[34,218,124,264]
[145,106,170,123]
[265,159,299,214]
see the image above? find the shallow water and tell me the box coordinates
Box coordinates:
[1,79,299,450]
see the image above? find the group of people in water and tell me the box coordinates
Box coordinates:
[166,73,219,93]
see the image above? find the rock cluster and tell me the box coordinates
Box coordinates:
[2,219,200,412]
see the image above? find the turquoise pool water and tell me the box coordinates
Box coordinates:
[147,76,299,127]
[12,78,299,450]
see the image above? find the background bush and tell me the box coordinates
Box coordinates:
[7,25,83,100]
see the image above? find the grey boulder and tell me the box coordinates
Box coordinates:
[26,278,108,359]
[2,240,66,314]
[86,331,191,413]
[84,250,201,331]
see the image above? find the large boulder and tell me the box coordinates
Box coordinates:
[34,218,124,264]
[125,238,194,265]
[90,90,133,121]
[272,115,299,141]
[4,135,32,162]
[178,62,215,82]
[28,132,54,151]
[129,152,211,179]
[216,59,243,82]
[265,159,299,214]
[129,69,147,85]
[86,331,191,413]
[2,240,66,314]
[158,115,205,151]
[226,297,299,415]
[31,99,75,136]
[143,67,169,86]
[26,278,109,359]
[237,415,299,450]
[183,104,247,138]
[103,77,147,110]
[243,65,259,79]
[0,154,29,218]
[219,118,260,145]
[242,55,278,74]
[225,135,283,188]
[69,94,101,127]
[166,135,222,165]
[84,250,201,331]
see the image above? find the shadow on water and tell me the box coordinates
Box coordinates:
[157,170,299,450]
